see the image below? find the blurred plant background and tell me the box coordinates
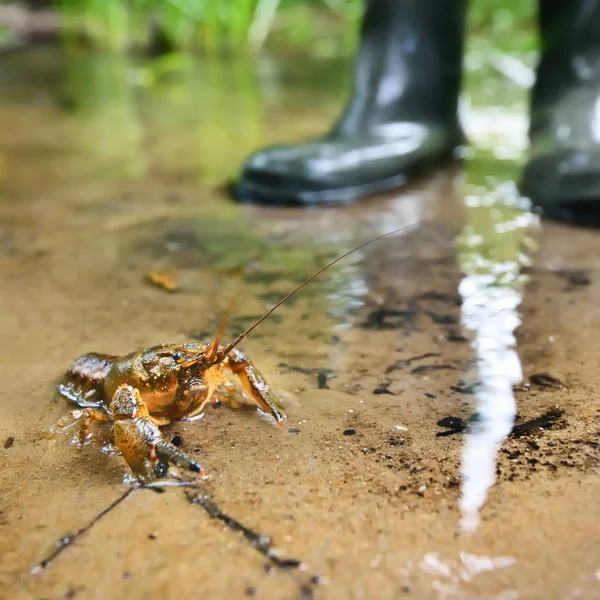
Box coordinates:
[0,0,538,196]
[0,0,540,307]
[0,0,536,56]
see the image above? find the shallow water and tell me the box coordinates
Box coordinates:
[1,48,599,600]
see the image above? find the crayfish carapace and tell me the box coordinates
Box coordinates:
[52,222,420,483]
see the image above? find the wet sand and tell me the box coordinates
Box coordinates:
[1,49,599,600]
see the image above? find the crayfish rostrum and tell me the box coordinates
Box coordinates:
[52,223,419,483]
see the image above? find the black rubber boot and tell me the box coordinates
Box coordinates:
[233,0,467,206]
[521,0,600,226]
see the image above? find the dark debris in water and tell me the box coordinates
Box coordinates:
[514,373,566,392]
[446,329,468,343]
[317,371,329,389]
[437,415,468,432]
[436,415,479,437]
[528,373,565,389]
[387,436,405,447]
[410,363,454,375]
[372,382,395,395]
[555,269,591,287]
[360,291,463,344]
[436,408,565,438]
[279,362,334,377]
[450,381,477,395]
[510,408,565,438]
[385,352,441,374]
[4,436,14,448]
[405,352,441,365]
[361,308,417,330]
[426,311,458,325]
[523,265,591,288]
[448,375,564,395]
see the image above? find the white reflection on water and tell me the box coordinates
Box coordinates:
[456,181,540,533]
[418,550,517,599]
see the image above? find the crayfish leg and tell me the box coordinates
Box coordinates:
[52,408,111,446]
[224,349,287,425]
[111,385,204,482]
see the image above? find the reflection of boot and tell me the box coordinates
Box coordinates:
[521,0,600,225]
[234,0,467,206]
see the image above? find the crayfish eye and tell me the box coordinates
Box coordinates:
[171,351,183,362]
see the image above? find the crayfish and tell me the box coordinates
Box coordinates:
[52,223,420,483]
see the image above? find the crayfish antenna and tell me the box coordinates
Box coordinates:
[216,221,423,359]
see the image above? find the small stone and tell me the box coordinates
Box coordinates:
[343,429,356,436]
[171,434,184,447]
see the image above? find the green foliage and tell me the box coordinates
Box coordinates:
[468,0,537,53]
[54,0,363,54]
[52,0,537,57]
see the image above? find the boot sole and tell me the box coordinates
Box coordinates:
[520,167,600,226]
[232,145,465,207]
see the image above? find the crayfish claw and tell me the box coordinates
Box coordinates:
[154,441,205,476]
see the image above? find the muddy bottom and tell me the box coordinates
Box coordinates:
[1,48,599,600]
